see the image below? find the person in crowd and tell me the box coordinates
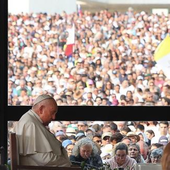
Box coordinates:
[92,123,102,135]
[128,143,145,163]
[86,127,96,136]
[92,133,102,154]
[77,121,88,132]
[62,139,75,157]
[150,143,164,151]
[55,131,67,142]
[75,130,86,142]
[69,137,103,169]
[150,148,163,164]
[151,121,169,144]
[14,94,72,167]
[100,144,113,164]
[110,132,124,147]
[161,142,170,170]
[101,132,112,149]
[136,124,149,145]
[104,142,137,170]
[146,143,164,163]
[126,130,149,160]
[126,132,140,144]
[145,129,155,146]
[121,136,132,147]
[68,135,76,145]
[120,126,131,136]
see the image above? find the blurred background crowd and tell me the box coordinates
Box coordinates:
[8,7,170,106]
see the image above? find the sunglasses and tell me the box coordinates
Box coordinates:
[103,136,110,141]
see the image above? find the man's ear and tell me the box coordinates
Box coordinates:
[39,104,44,114]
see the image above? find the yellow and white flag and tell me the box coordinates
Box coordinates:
[154,34,170,79]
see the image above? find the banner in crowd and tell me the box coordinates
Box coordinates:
[154,34,170,79]
[64,24,75,57]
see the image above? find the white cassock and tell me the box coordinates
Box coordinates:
[14,109,71,167]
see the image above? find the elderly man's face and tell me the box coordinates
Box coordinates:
[40,100,58,126]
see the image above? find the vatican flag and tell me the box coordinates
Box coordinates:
[154,34,170,79]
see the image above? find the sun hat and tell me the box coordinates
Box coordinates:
[126,132,140,142]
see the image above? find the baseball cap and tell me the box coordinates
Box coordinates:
[33,94,53,106]
[158,136,169,145]
[102,132,112,140]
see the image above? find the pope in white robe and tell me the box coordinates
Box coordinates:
[13,95,72,167]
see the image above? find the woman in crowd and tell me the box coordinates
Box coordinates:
[69,137,103,169]
[146,143,164,163]
[150,148,163,164]
[128,143,145,163]
[145,129,155,146]
[62,139,75,157]
[104,142,137,170]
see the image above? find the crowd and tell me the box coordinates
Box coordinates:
[24,120,170,169]
[8,7,170,106]
[50,120,170,168]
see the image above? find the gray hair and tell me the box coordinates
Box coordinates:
[128,143,140,153]
[72,137,99,156]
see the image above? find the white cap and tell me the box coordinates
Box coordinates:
[137,76,143,80]
[33,94,53,106]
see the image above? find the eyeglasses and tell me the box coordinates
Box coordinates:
[103,137,110,141]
